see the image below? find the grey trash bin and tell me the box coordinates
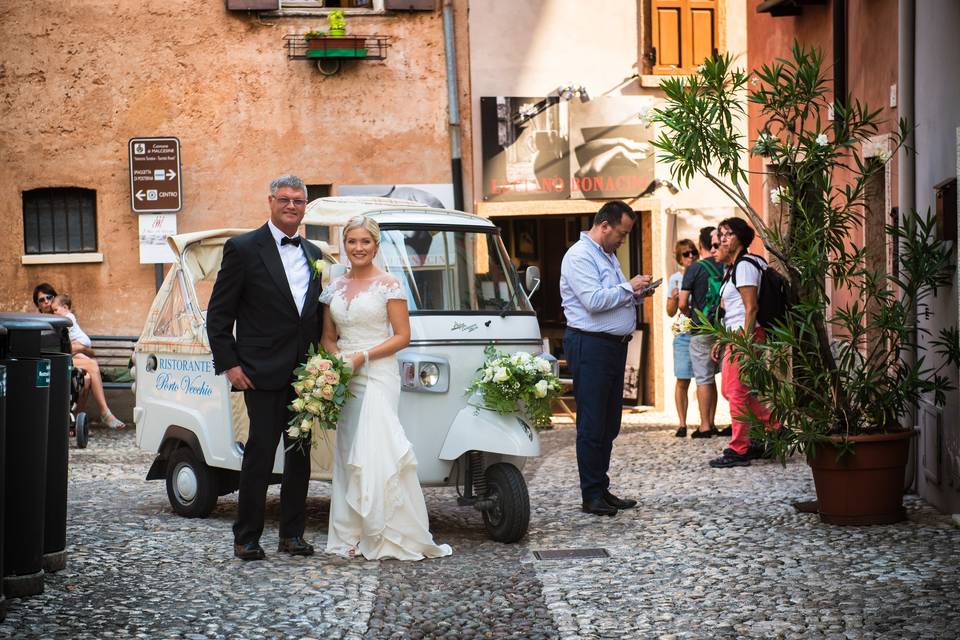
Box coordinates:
[0,316,52,599]
[39,317,72,573]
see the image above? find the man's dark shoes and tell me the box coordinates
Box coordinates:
[278,536,315,556]
[582,496,618,516]
[603,491,637,509]
[708,448,752,468]
[674,427,687,437]
[234,542,266,561]
[717,426,733,437]
[690,428,714,439]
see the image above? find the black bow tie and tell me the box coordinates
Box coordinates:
[280,236,301,247]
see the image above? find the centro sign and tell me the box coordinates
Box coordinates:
[129,137,182,213]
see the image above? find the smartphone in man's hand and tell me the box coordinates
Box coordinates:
[635,278,663,297]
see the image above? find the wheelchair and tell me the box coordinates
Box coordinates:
[69,365,89,449]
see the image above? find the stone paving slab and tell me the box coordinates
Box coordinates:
[2,424,959,639]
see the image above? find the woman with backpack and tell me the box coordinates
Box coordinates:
[708,218,778,468]
[666,239,698,437]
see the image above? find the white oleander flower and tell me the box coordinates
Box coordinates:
[770,187,783,205]
[638,105,655,126]
[815,132,829,146]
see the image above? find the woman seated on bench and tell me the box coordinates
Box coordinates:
[48,292,126,430]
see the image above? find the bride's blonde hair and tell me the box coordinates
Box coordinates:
[343,215,380,245]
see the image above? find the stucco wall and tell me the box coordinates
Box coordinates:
[914,0,960,512]
[0,1,455,334]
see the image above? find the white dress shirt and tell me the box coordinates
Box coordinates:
[267,219,311,315]
[559,232,638,336]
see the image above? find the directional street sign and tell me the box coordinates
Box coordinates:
[128,137,182,213]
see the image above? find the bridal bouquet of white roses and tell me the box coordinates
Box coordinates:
[286,345,353,452]
[466,345,562,428]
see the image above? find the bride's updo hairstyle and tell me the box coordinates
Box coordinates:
[343,215,380,245]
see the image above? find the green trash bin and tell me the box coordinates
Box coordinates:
[0,316,52,599]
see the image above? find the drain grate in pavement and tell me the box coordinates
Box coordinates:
[532,548,610,561]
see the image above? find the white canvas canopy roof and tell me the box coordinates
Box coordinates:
[165,228,249,258]
[303,196,432,226]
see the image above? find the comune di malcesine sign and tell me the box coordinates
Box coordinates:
[129,137,182,213]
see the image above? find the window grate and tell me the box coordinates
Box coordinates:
[23,188,98,255]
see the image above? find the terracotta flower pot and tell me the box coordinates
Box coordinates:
[807,430,915,525]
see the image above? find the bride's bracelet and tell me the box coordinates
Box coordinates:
[363,350,370,367]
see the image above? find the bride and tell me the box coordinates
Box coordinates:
[319,215,452,561]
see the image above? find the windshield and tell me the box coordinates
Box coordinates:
[378,226,533,314]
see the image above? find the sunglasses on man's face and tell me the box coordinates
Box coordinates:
[711,243,721,249]
[681,250,699,258]
[38,294,53,302]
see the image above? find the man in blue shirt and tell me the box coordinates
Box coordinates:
[560,200,654,516]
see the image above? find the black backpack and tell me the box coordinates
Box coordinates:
[729,254,790,329]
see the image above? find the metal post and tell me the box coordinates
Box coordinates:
[442,0,465,211]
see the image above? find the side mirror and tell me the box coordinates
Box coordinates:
[524,265,541,297]
[329,263,347,280]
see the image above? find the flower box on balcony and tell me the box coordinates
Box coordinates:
[305,36,368,58]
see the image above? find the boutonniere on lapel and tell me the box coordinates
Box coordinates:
[310,258,328,281]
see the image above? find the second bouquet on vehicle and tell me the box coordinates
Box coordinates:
[467,345,562,428]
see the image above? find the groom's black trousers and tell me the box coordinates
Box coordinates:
[233,388,311,545]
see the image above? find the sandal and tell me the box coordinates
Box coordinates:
[101,413,126,430]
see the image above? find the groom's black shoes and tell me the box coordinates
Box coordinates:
[278,537,315,556]
[603,491,637,510]
[582,496,618,516]
[234,542,266,561]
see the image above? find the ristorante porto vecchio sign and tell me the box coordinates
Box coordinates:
[129,137,182,213]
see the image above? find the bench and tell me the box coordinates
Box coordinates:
[88,335,138,389]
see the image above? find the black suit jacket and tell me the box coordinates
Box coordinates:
[206,223,324,391]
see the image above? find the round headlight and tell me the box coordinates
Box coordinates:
[419,362,440,387]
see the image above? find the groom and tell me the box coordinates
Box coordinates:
[207,174,324,561]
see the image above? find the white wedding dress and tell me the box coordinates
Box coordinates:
[320,274,453,561]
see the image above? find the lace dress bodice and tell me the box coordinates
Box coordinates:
[320,274,406,352]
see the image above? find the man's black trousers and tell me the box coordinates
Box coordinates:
[563,329,628,502]
[233,388,311,545]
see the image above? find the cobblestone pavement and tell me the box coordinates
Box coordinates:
[3,422,960,639]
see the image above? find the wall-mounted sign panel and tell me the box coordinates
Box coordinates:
[138,214,178,264]
[481,96,655,202]
[129,137,183,213]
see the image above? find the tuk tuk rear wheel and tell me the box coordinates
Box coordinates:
[166,446,218,518]
[482,463,530,543]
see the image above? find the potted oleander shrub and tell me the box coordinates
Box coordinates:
[651,43,959,524]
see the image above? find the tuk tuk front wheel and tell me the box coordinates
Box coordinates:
[166,446,218,518]
[481,463,530,543]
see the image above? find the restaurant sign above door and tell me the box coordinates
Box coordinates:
[480,96,655,202]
